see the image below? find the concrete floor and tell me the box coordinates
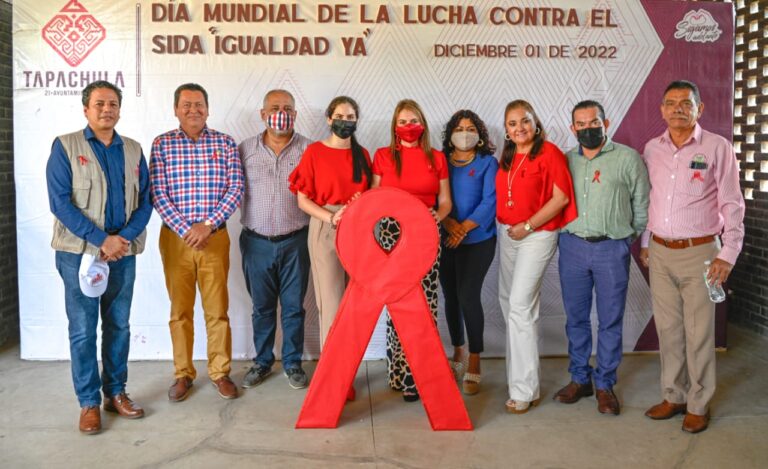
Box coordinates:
[1,325,767,469]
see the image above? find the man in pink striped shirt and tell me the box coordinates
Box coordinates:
[639,80,745,434]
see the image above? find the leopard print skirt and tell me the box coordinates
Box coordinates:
[375,217,440,395]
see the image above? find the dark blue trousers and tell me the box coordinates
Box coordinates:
[240,228,309,370]
[558,233,631,390]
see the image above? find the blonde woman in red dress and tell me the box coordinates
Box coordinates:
[371,99,452,402]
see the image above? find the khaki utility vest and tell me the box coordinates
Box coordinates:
[51,130,146,255]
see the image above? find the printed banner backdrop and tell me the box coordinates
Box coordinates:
[14,0,734,360]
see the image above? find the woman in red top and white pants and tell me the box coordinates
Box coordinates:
[495,100,576,414]
[371,99,452,402]
[289,96,371,354]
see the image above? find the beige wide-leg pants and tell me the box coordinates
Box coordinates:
[307,205,347,349]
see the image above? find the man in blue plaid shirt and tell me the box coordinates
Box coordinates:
[150,83,244,402]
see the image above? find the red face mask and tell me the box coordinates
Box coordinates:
[395,123,424,143]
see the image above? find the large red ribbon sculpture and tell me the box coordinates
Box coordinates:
[296,187,473,431]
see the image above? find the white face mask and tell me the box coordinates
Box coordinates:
[451,131,480,151]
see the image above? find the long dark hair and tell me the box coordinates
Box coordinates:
[325,96,371,186]
[441,109,496,159]
[389,99,435,177]
[500,100,547,171]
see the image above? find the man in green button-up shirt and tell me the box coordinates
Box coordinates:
[552,100,650,416]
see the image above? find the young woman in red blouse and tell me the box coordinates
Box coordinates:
[495,100,576,414]
[371,99,452,402]
[289,96,371,370]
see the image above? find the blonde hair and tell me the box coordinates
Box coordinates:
[388,99,435,176]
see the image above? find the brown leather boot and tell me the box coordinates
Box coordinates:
[212,376,238,399]
[553,381,594,404]
[104,392,145,419]
[682,411,710,433]
[79,406,101,435]
[596,388,620,415]
[168,377,193,402]
[645,400,687,420]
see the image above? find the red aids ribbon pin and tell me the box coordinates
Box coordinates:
[592,170,601,183]
[78,155,88,166]
[296,187,472,431]
[691,170,704,182]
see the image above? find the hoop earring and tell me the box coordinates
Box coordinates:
[395,137,402,151]
[504,134,512,141]
[477,139,484,147]
[535,127,541,135]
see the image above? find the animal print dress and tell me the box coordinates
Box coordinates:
[376,217,441,395]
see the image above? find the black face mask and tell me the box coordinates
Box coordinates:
[331,119,357,139]
[576,127,605,150]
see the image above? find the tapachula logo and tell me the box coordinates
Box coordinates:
[42,0,106,67]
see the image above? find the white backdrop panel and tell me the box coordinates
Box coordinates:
[15,0,661,360]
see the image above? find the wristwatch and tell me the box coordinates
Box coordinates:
[524,221,535,233]
[204,220,215,232]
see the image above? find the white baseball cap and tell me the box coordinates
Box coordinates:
[79,254,109,298]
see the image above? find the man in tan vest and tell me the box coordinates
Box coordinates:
[46,80,152,435]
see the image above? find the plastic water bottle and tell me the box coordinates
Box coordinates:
[703,261,726,303]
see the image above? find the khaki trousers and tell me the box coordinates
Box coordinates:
[159,226,232,381]
[649,239,718,415]
[307,205,346,349]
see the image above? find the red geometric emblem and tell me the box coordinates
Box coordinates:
[42,1,106,67]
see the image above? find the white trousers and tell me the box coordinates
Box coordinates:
[497,226,558,402]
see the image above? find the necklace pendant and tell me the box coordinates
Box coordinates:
[507,190,512,197]
[507,200,514,207]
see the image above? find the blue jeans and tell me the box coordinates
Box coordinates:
[558,233,631,390]
[55,251,136,407]
[240,228,309,369]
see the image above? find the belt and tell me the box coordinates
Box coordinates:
[243,226,306,242]
[574,234,611,243]
[163,222,227,233]
[651,234,716,249]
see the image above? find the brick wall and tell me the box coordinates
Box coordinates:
[728,0,768,336]
[0,0,18,347]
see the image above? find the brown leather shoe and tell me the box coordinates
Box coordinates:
[168,377,193,402]
[682,411,710,433]
[645,400,687,420]
[212,376,238,399]
[104,392,145,419]
[79,406,101,435]
[553,381,594,404]
[596,388,620,415]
